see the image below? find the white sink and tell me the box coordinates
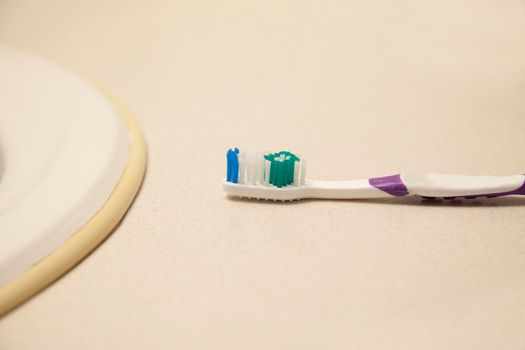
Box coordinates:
[0,47,132,286]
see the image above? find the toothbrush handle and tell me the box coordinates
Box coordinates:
[370,173,525,199]
[307,173,525,199]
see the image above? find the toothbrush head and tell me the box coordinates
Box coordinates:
[224,148,307,200]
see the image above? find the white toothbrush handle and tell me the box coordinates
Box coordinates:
[304,180,393,199]
[308,173,525,199]
[223,173,525,200]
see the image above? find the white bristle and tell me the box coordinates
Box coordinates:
[256,154,263,184]
[250,154,256,184]
[300,160,307,185]
[238,152,245,184]
[248,154,253,184]
[246,153,251,184]
[249,154,256,184]
[264,160,271,186]
[252,154,259,185]
[293,161,300,185]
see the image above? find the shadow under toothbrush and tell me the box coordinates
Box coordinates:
[227,195,525,207]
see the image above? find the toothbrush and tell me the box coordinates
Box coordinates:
[223,148,525,201]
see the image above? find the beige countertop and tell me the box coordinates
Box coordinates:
[1,1,525,349]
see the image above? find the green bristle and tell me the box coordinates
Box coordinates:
[275,159,282,187]
[270,157,276,185]
[288,159,294,184]
[273,160,279,187]
[264,151,299,187]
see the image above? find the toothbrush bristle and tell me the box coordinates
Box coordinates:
[225,148,306,187]
[226,148,240,183]
[264,151,299,187]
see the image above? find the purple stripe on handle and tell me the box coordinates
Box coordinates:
[369,174,409,197]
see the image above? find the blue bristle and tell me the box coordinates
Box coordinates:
[226,150,233,182]
[226,148,240,183]
[231,148,239,183]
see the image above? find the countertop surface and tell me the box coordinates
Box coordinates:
[1,1,525,349]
